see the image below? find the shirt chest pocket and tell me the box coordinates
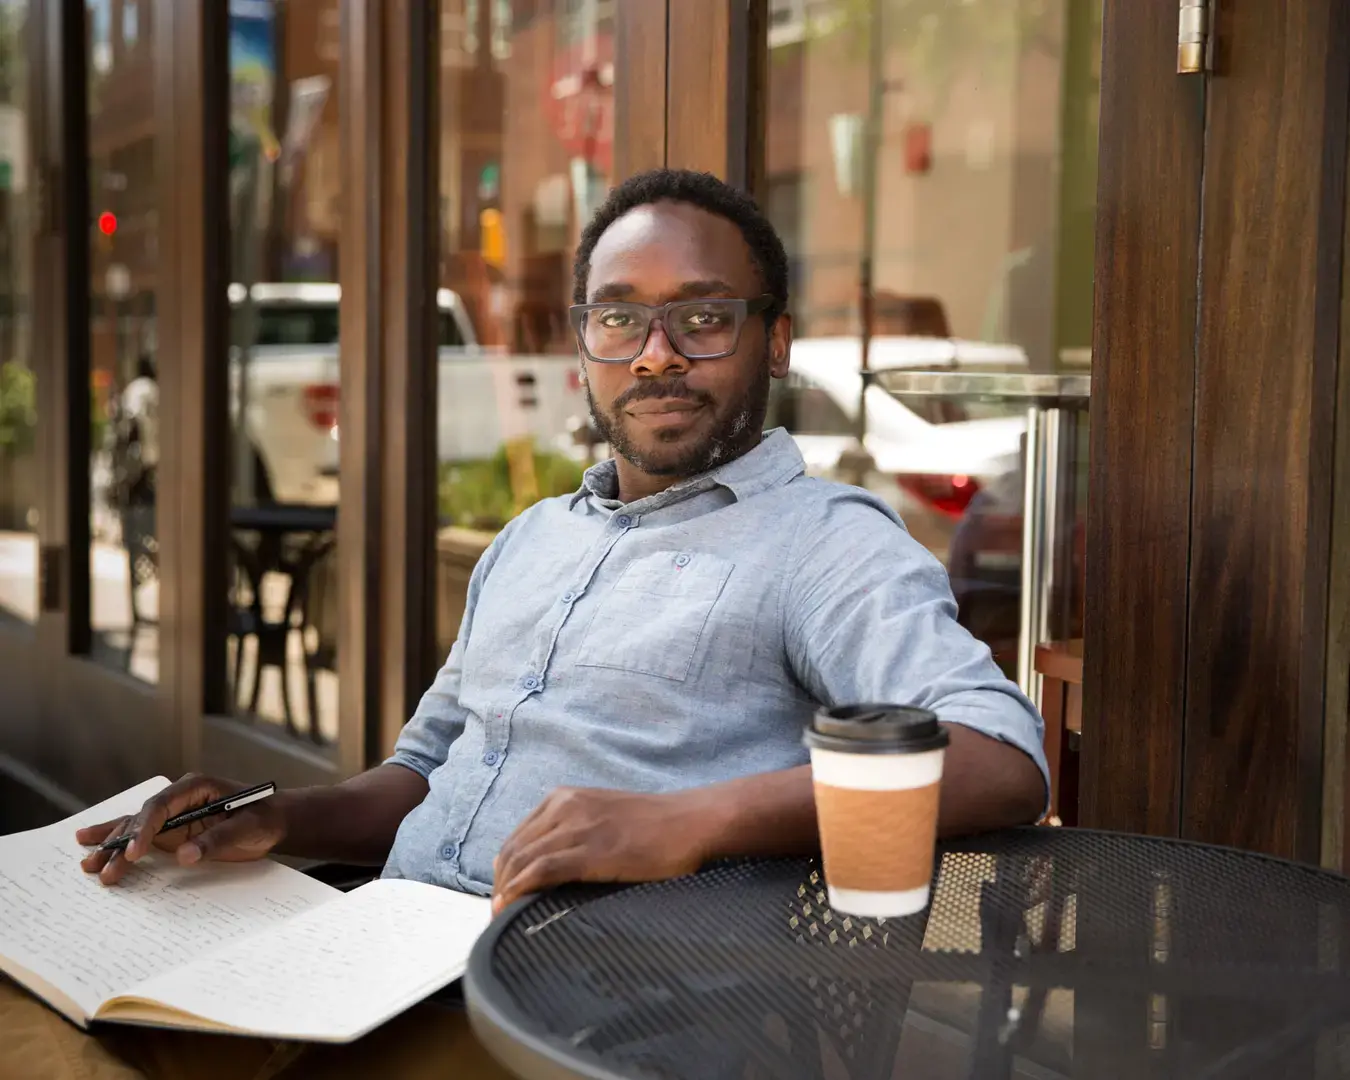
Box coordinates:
[576,551,735,682]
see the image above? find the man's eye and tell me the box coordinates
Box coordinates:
[680,308,732,330]
[596,309,635,329]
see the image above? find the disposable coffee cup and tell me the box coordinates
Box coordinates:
[804,704,949,918]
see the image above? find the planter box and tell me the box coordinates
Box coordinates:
[0,453,38,533]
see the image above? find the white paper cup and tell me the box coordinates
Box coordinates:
[805,705,949,918]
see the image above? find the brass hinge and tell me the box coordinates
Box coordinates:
[1177,0,1212,75]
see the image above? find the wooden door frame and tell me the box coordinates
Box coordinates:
[369,0,440,763]
[664,0,766,192]
[1078,0,1202,839]
[614,0,669,178]
[1083,0,1350,865]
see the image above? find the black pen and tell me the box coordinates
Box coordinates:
[97,782,277,854]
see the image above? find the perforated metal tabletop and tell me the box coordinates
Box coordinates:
[464,829,1350,1079]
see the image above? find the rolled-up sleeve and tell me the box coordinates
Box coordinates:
[386,518,521,778]
[783,487,1049,797]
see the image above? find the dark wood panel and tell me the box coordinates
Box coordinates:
[375,0,439,761]
[1182,0,1349,861]
[666,0,757,187]
[60,0,89,656]
[1079,0,1204,836]
[154,0,224,776]
[1332,113,1350,870]
[184,0,232,736]
[613,0,667,177]
[334,0,380,776]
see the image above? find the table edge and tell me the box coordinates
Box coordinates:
[463,830,1350,1076]
[465,898,638,1080]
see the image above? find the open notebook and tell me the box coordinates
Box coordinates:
[0,777,493,1042]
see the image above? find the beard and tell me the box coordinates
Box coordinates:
[585,352,772,478]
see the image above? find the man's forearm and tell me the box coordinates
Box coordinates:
[684,724,1046,862]
[273,763,429,864]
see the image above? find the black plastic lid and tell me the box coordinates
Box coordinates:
[803,704,949,755]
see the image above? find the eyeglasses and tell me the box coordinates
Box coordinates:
[569,295,776,364]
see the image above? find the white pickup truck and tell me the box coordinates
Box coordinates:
[229,283,587,504]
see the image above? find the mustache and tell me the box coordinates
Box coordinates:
[613,379,712,412]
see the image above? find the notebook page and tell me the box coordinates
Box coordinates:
[0,778,340,1021]
[112,878,493,1041]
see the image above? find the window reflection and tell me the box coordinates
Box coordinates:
[87,0,159,680]
[225,0,341,748]
[0,2,36,626]
[763,0,1101,679]
[434,0,609,659]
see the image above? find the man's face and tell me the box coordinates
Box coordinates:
[579,201,792,478]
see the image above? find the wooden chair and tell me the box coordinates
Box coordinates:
[1035,638,1083,826]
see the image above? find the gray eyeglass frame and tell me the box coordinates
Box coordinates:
[568,294,776,364]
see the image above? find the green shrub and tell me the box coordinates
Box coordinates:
[440,443,586,532]
[0,361,35,457]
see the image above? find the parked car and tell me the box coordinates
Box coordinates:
[227,283,586,504]
[770,335,1028,562]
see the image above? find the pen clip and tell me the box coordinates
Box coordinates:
[221,783,276,813]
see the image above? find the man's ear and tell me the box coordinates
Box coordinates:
[768,312,793,379]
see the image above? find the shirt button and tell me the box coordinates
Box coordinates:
[615,514,632,528]
[483,750,500,766]
[561,591,576,603]
[441,844,458,861]
[523,675,541,690]
[674,553,691,568]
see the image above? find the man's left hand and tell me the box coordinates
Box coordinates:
[491,787,720,915]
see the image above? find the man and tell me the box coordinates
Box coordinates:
[10,169,1046,1079]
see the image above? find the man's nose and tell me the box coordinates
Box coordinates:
[630,319,690,378]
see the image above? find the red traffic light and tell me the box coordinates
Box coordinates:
[97,212,117,236]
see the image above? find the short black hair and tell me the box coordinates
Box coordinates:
[572,169,789,325]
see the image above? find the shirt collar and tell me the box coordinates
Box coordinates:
[569,428,805,510]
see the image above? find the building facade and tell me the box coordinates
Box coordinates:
[1,0,1348,872]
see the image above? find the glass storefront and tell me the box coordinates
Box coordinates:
[433,0,612,659]
[86,0,160,681]
[762,0,1101,684]
[225,0,344,748]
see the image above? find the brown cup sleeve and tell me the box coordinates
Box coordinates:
[814,781,941,893]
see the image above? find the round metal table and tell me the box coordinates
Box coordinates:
[465,829,1350,1079]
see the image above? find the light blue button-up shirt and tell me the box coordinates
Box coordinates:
[383,429,1048,893]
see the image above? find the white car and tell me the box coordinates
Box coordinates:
[773,336,1028,561]
[228,283,587,504]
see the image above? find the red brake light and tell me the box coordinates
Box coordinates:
[302,383,340,431]
[896,473,980,519]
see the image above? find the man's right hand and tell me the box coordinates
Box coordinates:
[76,774,288,886]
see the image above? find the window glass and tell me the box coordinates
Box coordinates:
[765,0,1102,682]
[87,0,159,680]
[224,0,344,748]
[0,2,36,627]
[432,0,607,659]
